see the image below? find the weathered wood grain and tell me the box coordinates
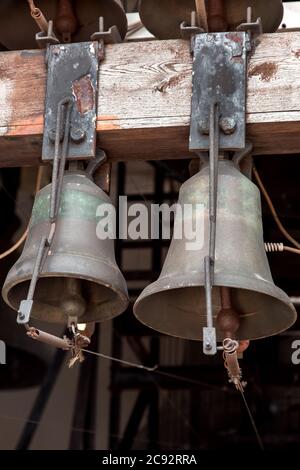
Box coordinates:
[0,33,300,167]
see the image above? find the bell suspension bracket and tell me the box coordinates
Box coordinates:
[188,7,261,356]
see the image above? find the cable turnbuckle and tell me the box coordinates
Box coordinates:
[222,338,247,392]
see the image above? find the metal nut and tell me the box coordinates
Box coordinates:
[198,120,209,135]
[71,127,86,143]
[219,117,237,135]
[48,128,57,144]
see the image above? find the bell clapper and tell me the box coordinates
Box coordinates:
[55,0,78,43]
[217,286,240,338]
[206,0,228,32]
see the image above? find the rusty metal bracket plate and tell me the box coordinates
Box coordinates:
[42,41,100,162]
[189,32,247,152]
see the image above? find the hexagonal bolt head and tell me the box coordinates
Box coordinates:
[219,117,237,135]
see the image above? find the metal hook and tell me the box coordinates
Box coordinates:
[85,149,107,179]
[232,141,253,168]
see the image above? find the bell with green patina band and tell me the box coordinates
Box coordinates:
[2,170,129,324]
[133,160,296,342]
[138,0,283,39]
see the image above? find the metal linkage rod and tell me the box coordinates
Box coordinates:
[17,97,73,347]
[17,236,47,325]
[50,97,73,223]
[209,101,219,270]
[203,102,219,355]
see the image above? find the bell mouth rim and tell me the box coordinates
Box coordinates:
[133,272,297,341]
[2,271,129,325]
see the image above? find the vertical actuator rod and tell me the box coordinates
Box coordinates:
[203,102,219,355]
[209,102,219,268]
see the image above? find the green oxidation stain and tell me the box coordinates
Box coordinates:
[30,189,106,227]
[182,176,260,224]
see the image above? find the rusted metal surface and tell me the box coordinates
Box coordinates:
[42,41,100,162]
[190,32,247,151]
[72,75,95,114]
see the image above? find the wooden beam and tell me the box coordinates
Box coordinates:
[1,33,300,168]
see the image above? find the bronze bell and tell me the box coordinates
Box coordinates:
[138,0,284,39]
[0,0,128,50]
[133,160,296,341]
[2,169,129,324]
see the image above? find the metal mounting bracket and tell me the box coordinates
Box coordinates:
[35,20,59,49]
[42,41,101,162]
[91,25,122,44]
[190,31,247,152]
[91,17,122,44]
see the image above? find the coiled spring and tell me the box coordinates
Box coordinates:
[265,242,284,253]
